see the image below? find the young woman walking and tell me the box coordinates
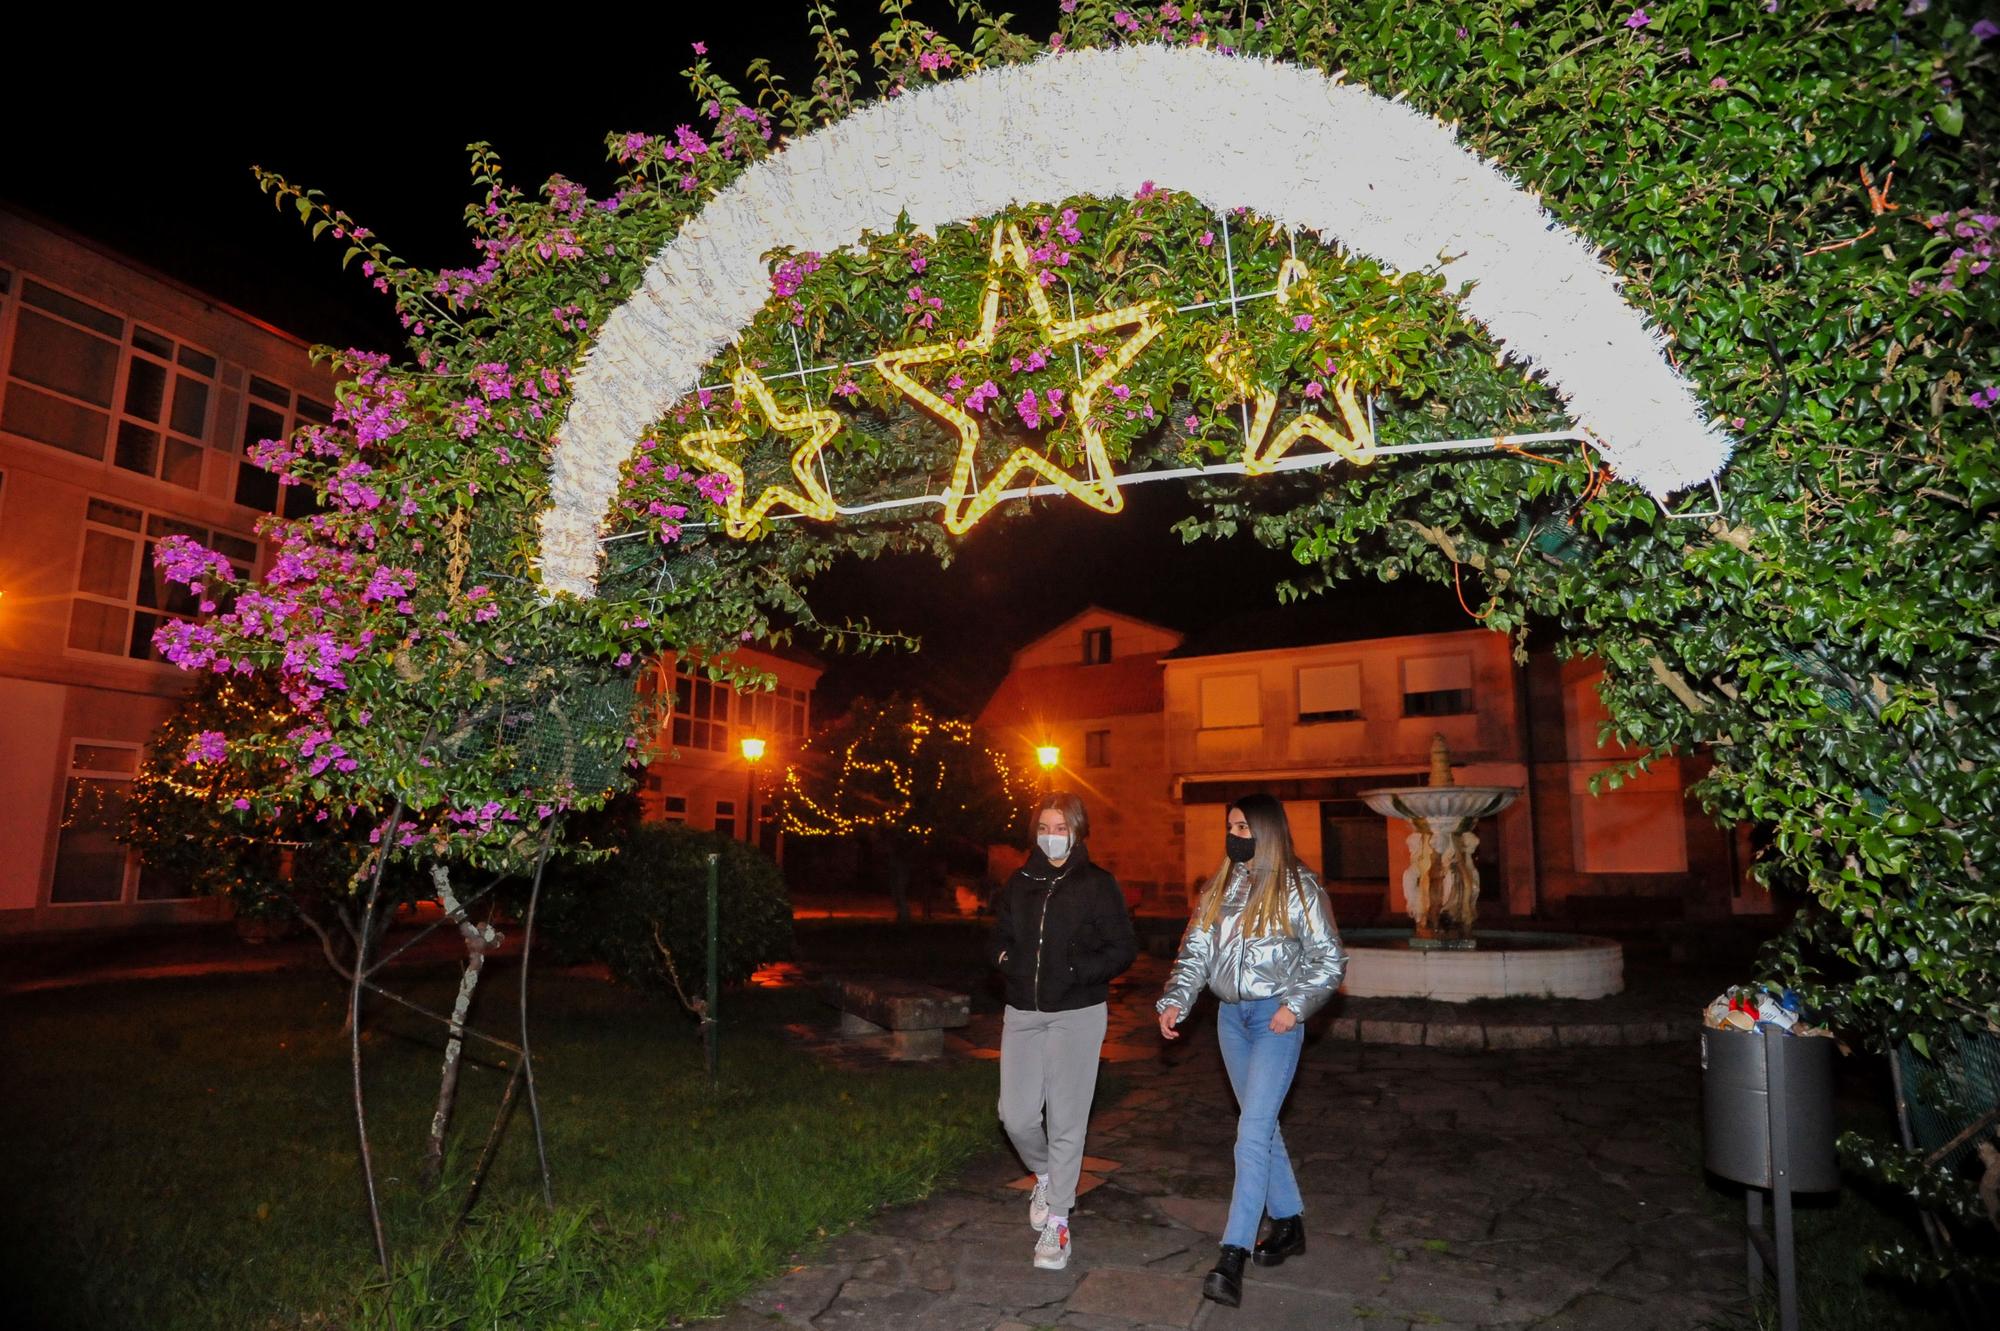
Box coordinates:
[989,791,1138,1270]
[1156,794,1347,1308]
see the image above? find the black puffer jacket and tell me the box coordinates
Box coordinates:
[987,843,1138,1012]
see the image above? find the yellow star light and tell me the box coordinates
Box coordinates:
[678,364,842,539]
[875,224,1168,534]
[1203,263,1378,478]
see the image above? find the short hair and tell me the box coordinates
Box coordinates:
[1031,790,1090,844]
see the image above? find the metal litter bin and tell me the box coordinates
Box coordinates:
[1701,1025,1840,1331]
[1703,1025,1838,1190]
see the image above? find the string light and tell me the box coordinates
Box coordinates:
[1204,317,1377,478]
[875,223,1167,534]
[780,711,1022,838]
[677,363,843,538]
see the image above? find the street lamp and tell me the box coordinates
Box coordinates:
[739,735,766,844]
[1035,744,1059,794]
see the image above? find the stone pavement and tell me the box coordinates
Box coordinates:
[717,956,1749,1331]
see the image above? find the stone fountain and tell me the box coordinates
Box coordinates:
[1360,735,1518,948]
[1339,735,1624,1001]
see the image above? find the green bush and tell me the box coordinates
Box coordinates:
[537,824,792,997]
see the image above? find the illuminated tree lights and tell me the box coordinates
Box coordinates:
[779,702,1022,840]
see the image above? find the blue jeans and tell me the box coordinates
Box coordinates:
[1215,996,1305,1249]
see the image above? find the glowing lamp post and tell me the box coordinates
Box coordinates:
[1035,744,1060,793]
[739,735,766,844]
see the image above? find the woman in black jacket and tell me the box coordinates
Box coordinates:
[988,790,1138,1271]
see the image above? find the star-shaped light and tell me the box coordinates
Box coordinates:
[875,224,1167,534]
[678,364,842,538]
[1202,263,1377,476]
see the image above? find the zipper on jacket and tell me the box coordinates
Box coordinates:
[1033,887,1054,1011]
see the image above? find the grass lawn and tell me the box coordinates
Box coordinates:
[0,965,999,1330]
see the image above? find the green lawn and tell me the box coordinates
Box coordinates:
[0,966,1000,1330]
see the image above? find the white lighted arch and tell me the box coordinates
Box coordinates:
[539,45,1732,597]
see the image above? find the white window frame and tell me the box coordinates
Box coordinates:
[66,494,258,668]
[46,738,143,907]
[231,374,331,518]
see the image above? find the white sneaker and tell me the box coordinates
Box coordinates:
[1027,1177,1051,1230]
[1033,1220,1071,1270]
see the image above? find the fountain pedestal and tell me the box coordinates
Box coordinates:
[1360,737,1518,947]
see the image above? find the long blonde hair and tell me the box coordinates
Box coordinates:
[1192,795,1306,938]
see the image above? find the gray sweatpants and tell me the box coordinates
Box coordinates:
[998,1002,1109,1214]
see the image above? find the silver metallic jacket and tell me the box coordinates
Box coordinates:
[1156,863,1348,1022]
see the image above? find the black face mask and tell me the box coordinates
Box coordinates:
[1225,833,1256,864]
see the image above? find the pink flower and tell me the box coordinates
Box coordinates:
[1185,414,1199,431]
[1303,381,1325,400]
[1198,230,1214,247]
[692,41,707,54]
[1710,76,1728,89]
[1017,389,1043,429]
[1975,19,1999,41]
[1293,314,1314,332]
[1625,8,1650,28]
[183,731,227,766]
[232,798,252,811]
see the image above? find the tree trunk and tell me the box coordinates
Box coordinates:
[420,863,500,1191]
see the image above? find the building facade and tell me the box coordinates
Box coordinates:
[977,605,1757,921]
[976,608,1185,902]
[0,209,334,933]
[636,647,823,859]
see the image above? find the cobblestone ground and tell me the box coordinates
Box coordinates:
[712,957,1747,1331]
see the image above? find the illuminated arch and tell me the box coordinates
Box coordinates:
[538,44,1732,597]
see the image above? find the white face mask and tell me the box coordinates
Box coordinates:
[1037,832,1071,862]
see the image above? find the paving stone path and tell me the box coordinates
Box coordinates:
[717,957,1748,1331]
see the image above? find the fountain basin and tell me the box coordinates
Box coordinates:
[1358,785,1519,822]
[1340,928,1623,1002]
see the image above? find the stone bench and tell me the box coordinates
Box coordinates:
[821,975,970,1060]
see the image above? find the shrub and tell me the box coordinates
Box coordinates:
[537,823,792,997]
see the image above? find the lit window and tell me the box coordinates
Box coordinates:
[48,742,194,904]
[1199,674,1260,728]
[113,326,216,490]
[670,666,733,752]
[3,279,124,460]
[1298,663,1363,724]
[233,378,330,518]
[68,498,256,661]
[1402,655,1475,717]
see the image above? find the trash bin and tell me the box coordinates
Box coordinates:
[1702,1025,1839,1192]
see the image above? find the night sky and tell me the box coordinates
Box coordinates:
[4,10,1461,716]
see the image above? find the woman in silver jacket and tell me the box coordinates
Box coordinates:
[1155,793,1346,1309]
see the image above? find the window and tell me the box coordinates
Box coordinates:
[1081,627,1112,664]
[68,498,257,661]
[1402,654,1474,717]
[113,326,216,490]
[714,799,737,839]
[670,666,733,752]
[3,279,124,460]
[742,683,809,741]
[1298,663,1363,724]
[233,377,330,517]
[1198,674,1260,728]
[661,794,688,823]
[1084,729,1111,767]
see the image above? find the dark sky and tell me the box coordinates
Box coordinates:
[3,9,1463,717]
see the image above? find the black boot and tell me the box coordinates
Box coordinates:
[1202,1245,1248,1307]
[1253,1214,1306,1266]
